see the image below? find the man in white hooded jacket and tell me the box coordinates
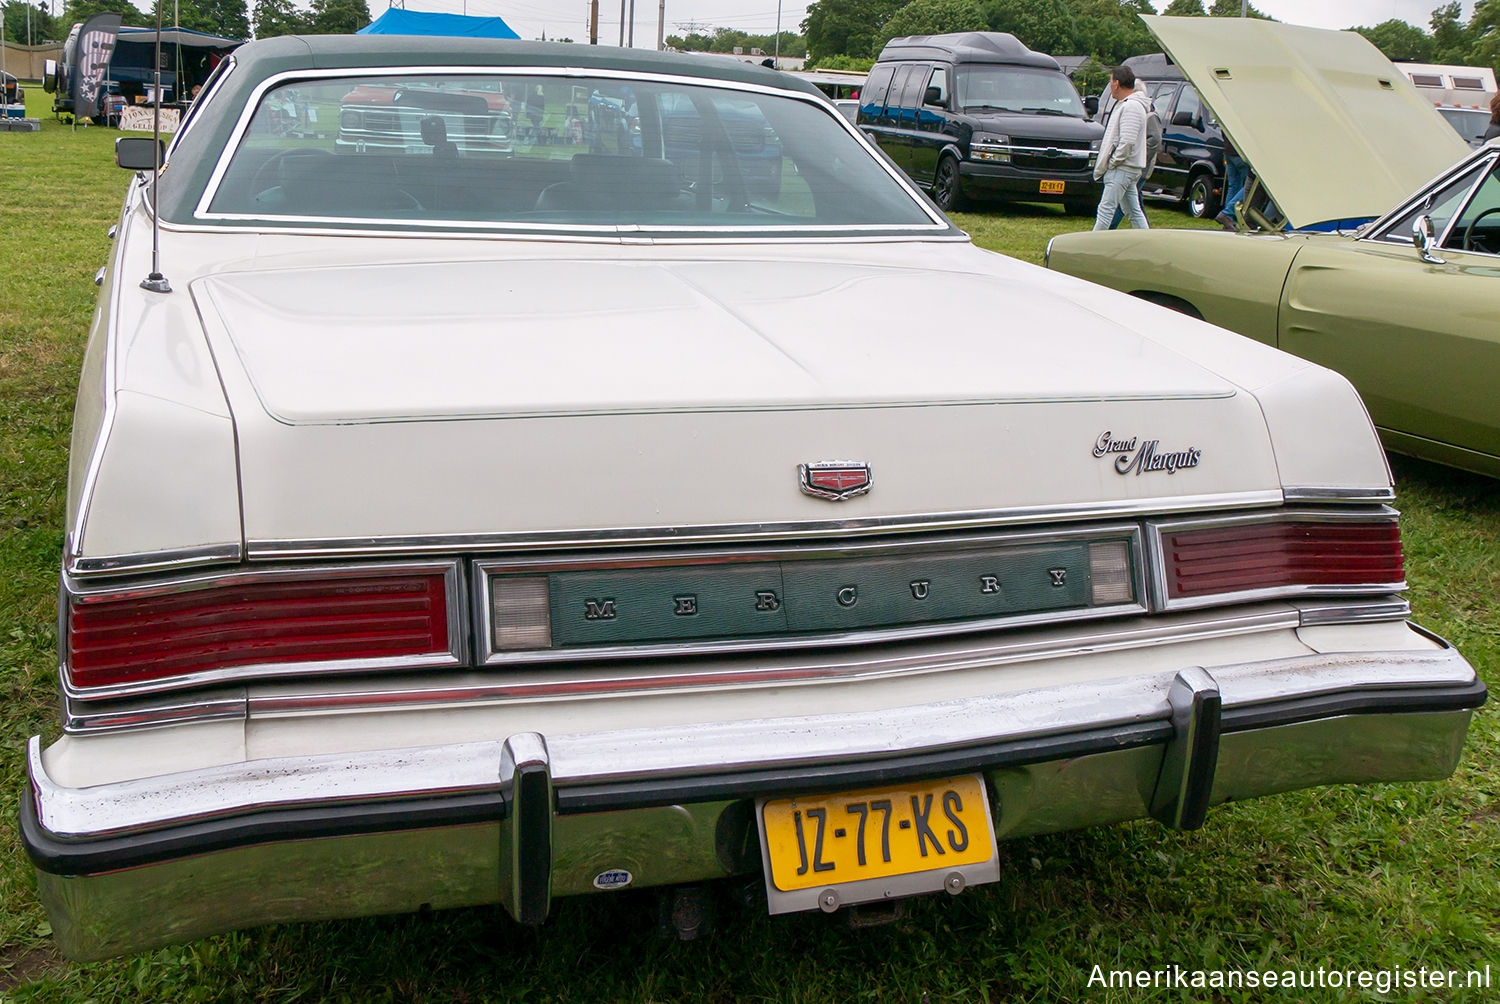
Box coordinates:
[1092,65,1150,231]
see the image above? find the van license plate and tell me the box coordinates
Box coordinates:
[758,775,999,914]
[1040,179,1066,194]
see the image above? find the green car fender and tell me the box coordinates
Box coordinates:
[1045,229,1306,347]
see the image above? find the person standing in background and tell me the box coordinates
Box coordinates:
[1217,135,1248,230]
[1102,78,1160,230]
[1092,66,1150,231]
[1484,93,1499,144]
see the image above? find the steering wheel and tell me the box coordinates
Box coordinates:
[1462,207,1500,253]
[250,148,335,200]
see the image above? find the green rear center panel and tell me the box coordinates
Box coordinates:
[540,543,1093,647]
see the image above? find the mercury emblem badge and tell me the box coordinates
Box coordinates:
[798,461,873,502]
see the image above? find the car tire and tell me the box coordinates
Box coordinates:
[931,155,969,212]
[1186,171,1219,219]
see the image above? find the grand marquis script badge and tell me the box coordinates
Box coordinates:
[1094,432,1201,476]
[799,461,873,501]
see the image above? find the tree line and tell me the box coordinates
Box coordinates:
[665,28,808,59]
[1354,2,1499,72]
[1,0,370,44]
[8,0,1494,79]
[799,0,1500,79]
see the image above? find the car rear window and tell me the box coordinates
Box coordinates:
[202,72,939,233]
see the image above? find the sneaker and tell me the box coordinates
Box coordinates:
[1214,211,1237,231]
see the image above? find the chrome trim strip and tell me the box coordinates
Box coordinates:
[197,215,947,238]
[246,490,1287,560]
[151,216,974,245]
[67,543,244,577]
[87,605,1291,731]
[64,689,248,734]
[61,560,468,701]
[29,639,1478,838]
[68,173,137,572]
[1293,596,1411,627]
[193,65,949,232]
[252,605,1296,718]
[471,524,1147,667]
[1144,506,1405,613]
[164,53,236,159]
[1281,486,1396,502]
[993,145,1091,157]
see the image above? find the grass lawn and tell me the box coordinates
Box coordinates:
[1,86,1497,1002]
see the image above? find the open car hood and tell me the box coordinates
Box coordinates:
[1141,15,1470,229]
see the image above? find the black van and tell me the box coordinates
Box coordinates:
[857,32,1104,214]
[1110,53,1227,219]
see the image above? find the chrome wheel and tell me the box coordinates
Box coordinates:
[1186,172,1218,219]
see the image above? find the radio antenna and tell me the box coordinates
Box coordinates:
[140,0,170,293]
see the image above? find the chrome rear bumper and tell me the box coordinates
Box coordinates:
[23,626,1483,960]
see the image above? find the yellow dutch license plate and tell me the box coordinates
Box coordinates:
[1040,179,1066,194]
[760,775,995,894]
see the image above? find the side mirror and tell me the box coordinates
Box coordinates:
[1171,109,1194,127]
[115,136,166,172]
[1084,95,1099,117]
[1413,215,1446,264]
[43,59,58,93]
[923,85,943,107]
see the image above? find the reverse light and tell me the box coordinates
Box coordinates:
[491,576,552,650]
[1088,540,1135,605]
[66,566,456,693]
[1157,518,1404,605]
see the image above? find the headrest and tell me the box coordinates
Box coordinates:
[570,154,680,202]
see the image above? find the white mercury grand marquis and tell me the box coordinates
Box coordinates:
[23,35,1484,960]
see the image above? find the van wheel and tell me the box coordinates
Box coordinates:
[931,156,968,212]
[1186,171,1219,219]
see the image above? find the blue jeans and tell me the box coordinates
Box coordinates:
[1222,154,1248,220]
[1094,167,1147,231]
[1109,174,1145,230]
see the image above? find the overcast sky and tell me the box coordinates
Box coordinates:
[368,0,1479,47]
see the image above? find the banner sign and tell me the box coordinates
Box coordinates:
[71,13,121,120]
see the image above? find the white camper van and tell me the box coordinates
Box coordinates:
[1395,61,1497,148]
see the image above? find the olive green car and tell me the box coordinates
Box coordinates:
[1046,17,1500,477]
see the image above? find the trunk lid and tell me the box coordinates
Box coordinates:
[193,250,1284,548]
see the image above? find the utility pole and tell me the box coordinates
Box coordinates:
[628,0,634,46]
[590,0,598,43]
[657,0,664,49]
[773,0,781,67]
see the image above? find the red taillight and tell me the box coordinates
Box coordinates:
[68,572,450,691]
[1161,521,1404,601]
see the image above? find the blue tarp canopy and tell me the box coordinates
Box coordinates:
[357,9,520,39]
